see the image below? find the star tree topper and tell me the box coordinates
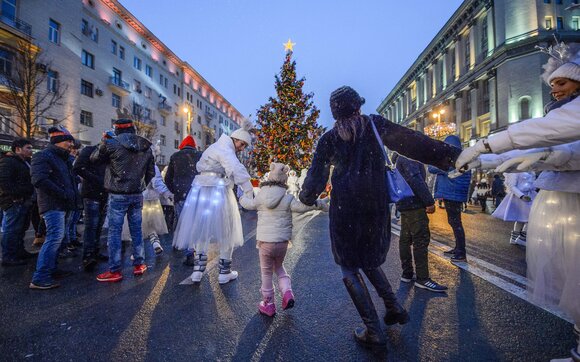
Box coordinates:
[283,38,296,52]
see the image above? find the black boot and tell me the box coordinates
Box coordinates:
[342,273,387,348]
[363,268,410,326]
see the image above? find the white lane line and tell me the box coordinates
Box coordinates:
[179,227,257,285]
[391,225,573,324]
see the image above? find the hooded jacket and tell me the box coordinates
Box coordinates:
[240,184,324,242]
[73,145,108,201]
[428,135,471,202]
[90,133,155,194]
[0,154,34,210]
[394,155,434,211]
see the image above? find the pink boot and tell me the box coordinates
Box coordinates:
[282,290,295,310]
[258,300,276,317]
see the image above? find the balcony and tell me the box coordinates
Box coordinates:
[204,110,214,121]
[0,14,32,37]
[108,77,131,95]
[158,102,173,116]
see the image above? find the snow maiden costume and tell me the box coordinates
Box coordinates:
[491,172,536,246]
[173,120,254,284]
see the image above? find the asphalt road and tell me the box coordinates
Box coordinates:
[0,210,575,361]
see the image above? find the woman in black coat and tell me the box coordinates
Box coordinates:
[299,86,461,348]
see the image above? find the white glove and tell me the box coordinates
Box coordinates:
[316,198,330,212]
[495,151,550,173]
[455,139,490,171]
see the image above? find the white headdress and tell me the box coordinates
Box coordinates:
[230,118,254,146]
[536,37,580,84]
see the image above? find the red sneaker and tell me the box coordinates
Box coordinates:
[282,290,295,310]
[96,271,123,282]
[133,264,147,276]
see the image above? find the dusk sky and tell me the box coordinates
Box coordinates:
[121,0,464,129]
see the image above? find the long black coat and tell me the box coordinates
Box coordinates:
[31,145,80,215]
[0,155,34,210]
[164,146,201,202]
[299,115,460,269]
[73,145,108,202]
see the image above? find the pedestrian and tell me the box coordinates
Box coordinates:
[172,120,254,284]
[29,126,79,289]
[491,174,506,208]
[475,178,490,213]
[164,134,201,266]
[66,139,83,251]
[287,169,299,198]
[394,154,447,292]
[239,162,329,317]
[491,172,536,246]
[0,138,35,266]
[73,130,112,271]
[121,163,171,255]
[159,166,174,234]
[427,135,471,263]
[91,111,155,283]
[299,86,461,348]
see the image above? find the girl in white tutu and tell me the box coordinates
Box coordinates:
[123,164,172,255]
[173,120,254,284]
[491,172,536,246]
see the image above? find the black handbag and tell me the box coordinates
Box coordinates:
[369,118,414,203]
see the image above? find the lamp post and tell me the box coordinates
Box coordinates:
[183,105,192,135]
[425,108,455,139]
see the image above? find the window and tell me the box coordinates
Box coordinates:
[0,48,13,75]
[197,115,202,124]
[133,79,142,93]
[49,19,60,44]
[2,0,16,21]
[173,84,177,94]
[464,91,472,120]
[81,50,94,69]
[479,79,490,115]
[133,56,142,70]
[174,139,179,149]
[464,32,471,71]
[47,70,58,92]
[164,78,168,88]
[555,0,562,4]
[144,108,151,119]
[81,19,89,35]
[81,79,94,97]
[177,87,181,97]
[91,27,98,42]
[519,97,531,120]
[174,121,180,133]
[80,110,93,127]
[160,115,166,126]
[481,17,488,56]
[160,135,166,146]
[112,93,121,108]
[544,0,551,3]
[112,68,122,83]
[159,74,163,85]
[573,17,580,31]
[111,40,117,55]
[119,46,125,60]
[144,86,152,98]
[546,17,553,29]
[557,17,564,30]
[132,101,142,117]
[145,64,152,77]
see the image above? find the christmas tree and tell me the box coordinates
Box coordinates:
[251,40,325,175]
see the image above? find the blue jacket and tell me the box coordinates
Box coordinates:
[395,155,434,211]
[428,135,471,202]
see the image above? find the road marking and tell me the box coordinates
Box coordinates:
[391,223,573,324]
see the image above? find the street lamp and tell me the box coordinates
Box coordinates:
[425,108,455,139]
[183,105,192,135]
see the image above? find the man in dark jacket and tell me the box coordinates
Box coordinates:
[74,130,113,271]
[30,127,79,289]
[165,134,201,265]
[395,155,447,292]
[0,139,35,266]
[491,174,506,208]
[428,135,471,263]
[91,117,155,282]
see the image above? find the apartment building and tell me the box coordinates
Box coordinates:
[377,0,580,145]
[0,0,243,164]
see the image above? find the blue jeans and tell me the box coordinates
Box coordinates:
[1,201,31,261]
[68,209,81,243]
[82,198,107,258]
[32,210,71,284]
[107,193,144,272]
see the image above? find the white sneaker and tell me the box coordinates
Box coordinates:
[218,270,238,284]
[152,241,164,255]
[130,254,134,261]
[515,238,526,246]
[190,271,204,282]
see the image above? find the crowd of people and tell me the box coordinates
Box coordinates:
[0,40,578,361]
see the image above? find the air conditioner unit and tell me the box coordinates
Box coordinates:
[36,63,47,73]
[95,88,103,96]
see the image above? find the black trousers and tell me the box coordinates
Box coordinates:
[443,199,466,256]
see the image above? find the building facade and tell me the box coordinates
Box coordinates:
[377,0,580,145]
[0,0,243,164]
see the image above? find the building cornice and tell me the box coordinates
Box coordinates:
[99,0,243,124]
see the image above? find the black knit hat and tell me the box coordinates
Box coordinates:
[113,118,135,134]
[329,86,365,120]
[48,126,74,144]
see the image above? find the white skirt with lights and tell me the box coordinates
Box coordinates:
[172,173,244,253]
[491,191,536,222]
[122,199,168,240]
[527,190,580,323]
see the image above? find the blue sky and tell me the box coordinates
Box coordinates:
[121,0,464,128]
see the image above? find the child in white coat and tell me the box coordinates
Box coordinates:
[240,162,328,317]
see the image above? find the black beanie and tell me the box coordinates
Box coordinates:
[48,126,74,144]
[329,86,365,120]
[113,118,135,135]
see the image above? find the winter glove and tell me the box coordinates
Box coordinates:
[455,139,491,171]
[495,148,570,173]
[316,198,330,212]
[520,195,532,202]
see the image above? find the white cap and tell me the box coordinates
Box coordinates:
[230,128,252,145]
[548,62,580,84]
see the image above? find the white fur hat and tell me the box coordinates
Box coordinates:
[547,62,580,84]
[230,118,253,146]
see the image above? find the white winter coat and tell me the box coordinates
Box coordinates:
[504,172,535,198]
[488,96,580,154]
[196,134,252,192]
[143,165,171,201]
[239,185,323,242]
